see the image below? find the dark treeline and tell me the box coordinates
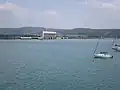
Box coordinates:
[0,27,120,39]
[0,34,39,39]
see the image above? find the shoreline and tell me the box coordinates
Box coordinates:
[0,38,119,41]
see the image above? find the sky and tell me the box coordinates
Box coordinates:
[0,0,120,29]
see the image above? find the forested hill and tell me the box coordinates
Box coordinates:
[0,27,120,37]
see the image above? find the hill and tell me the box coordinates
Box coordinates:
[0,27,120,38]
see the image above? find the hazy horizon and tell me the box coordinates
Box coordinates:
[0,26,120,30]
[0,0,120,29]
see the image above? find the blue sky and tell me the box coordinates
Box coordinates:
[0,0,120,29]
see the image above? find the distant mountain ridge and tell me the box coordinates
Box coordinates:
[0,27,120,37]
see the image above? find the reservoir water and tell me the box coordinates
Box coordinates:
[0,39,120,90]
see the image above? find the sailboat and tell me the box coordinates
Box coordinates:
[93,41,113,59]
[112,36,120,52]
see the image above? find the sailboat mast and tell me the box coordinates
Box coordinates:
[112,36,117,46]
[112,39,115,46]
[93,41,99,54]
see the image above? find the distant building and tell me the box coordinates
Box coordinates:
[66,34,88,39]
[42,31,57,39]
[20,37,32,40]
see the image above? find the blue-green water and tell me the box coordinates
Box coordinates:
[0,39,120,90]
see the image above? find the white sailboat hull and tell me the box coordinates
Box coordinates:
[93,40,113,59]
[112,46,120,51]
[94,54,113,58]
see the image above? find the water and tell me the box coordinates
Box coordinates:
[0,39,120,90]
